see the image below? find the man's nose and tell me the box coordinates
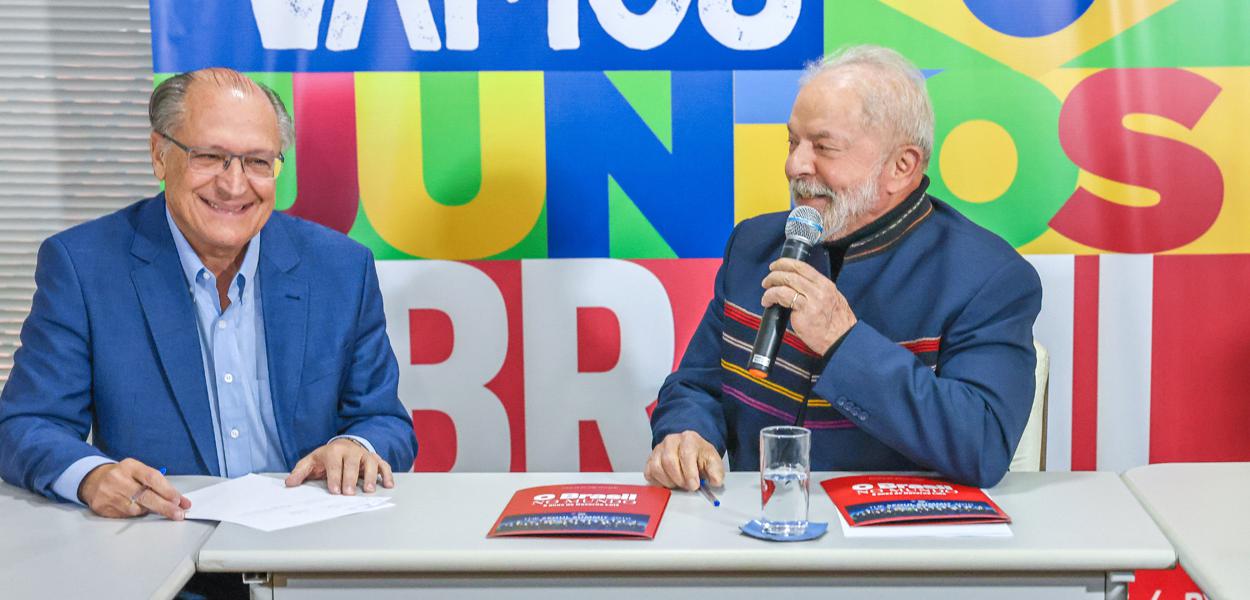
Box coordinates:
[785,143,814,179]
[215,158,250,196]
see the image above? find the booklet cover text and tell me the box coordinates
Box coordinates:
[821,475,1010,526]
[488,484,671,538]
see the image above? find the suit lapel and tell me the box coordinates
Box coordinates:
[258,215,308,466]
[129,195,219,475]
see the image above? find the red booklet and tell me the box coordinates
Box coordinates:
[487,484,671,538]
[821,475,1011,526]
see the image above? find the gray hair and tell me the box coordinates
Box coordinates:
[149,67,295,151]
[799,45,934,167]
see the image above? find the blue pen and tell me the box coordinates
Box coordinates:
[698,479,721,507]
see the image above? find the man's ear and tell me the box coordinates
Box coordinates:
[883,146,922,195]
[150,131,167,181]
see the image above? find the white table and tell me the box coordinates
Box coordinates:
[0,476,219,600]
[196,471,1175,600]
[1123,462,1249,600]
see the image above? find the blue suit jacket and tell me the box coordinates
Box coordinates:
[651,183,1041,488]
[0,194,417,500]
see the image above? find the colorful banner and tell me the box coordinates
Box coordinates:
[152,0,821,71]
[150,0,1250,485]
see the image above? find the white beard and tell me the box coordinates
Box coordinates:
[789,174,880,241]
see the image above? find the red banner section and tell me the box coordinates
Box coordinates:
[396,259,718,473]
[1130,566,1207,600]
[1151,255,1250,462]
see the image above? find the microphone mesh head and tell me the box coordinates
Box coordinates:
[785,206,824,245]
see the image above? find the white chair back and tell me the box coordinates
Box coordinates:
[1009,340,1049,472]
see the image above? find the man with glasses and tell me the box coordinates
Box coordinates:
[0,68,417,521]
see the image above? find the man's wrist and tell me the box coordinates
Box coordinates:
[330,435,375,454]
[818,320,857,365]
[53,456,117,506]
[77,463,112,504]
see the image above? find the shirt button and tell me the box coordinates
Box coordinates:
[223,373,234,383]
[230,428,240,439]
[217,320,227,330]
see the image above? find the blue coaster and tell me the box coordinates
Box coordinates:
[739,519,828,542]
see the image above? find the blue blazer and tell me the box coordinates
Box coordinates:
[651,184,1041,488]
[0,195,417,500]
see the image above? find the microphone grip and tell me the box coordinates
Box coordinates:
[748,305,789,377]
[747,238,813,378]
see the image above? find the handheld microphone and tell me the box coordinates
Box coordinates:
[747,206,824,379]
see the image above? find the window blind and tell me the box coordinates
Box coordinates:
[0,1,157,388]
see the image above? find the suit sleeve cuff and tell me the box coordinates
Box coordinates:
[812,322,856,372]
[331,434,376,455]
[52,456,117,505]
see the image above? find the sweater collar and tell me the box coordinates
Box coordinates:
[822,175,934,262]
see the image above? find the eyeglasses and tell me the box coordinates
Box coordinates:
[159,132,284,179]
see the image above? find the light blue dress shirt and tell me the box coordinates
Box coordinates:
[166,207,286,478]
[51,208,373,503]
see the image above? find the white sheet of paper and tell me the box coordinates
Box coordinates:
[835,506,1013,538]
[183,473,393,532]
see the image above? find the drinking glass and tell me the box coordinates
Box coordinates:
[759,425,811,535]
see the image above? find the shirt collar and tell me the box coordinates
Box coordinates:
[164,204,261,295]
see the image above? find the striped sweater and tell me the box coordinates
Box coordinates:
[651,179,1041,487]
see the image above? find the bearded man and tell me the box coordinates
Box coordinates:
[645,45,1042,490]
